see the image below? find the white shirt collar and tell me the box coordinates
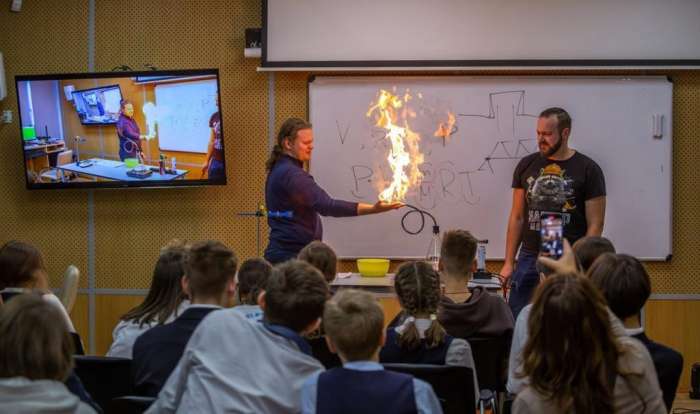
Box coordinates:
[624,326,644,336]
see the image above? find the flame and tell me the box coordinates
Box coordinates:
[367,90,423,202]
[434,111,456,141]
[141,102,158,140]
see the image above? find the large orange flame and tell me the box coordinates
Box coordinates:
[367,90,424,202]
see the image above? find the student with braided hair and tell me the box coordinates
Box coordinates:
[380,261,479,403]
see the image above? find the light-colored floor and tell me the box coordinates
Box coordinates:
[673,393,700,412]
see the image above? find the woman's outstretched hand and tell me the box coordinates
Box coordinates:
[357,200,405,215]
[372,200,405,213]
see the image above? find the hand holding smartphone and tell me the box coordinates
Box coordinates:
[540,214,564,259]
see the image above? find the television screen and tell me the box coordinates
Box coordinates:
[72,84,123,125]
[15,69,227,189]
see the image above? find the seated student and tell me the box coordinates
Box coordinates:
[298,241,338,284]
[147,260,328,413]
[107,241,190,358]
[0,295,96,414]
[507,239,623,395]
[132,241,238,397]
[232,257,272,322]
[572,235,616,272]
[437,229,514,338]
[513,272,664,414]
[380,261,479,402]
[0,240,76,335]
[589,253,683,412]
[301,289,442,414]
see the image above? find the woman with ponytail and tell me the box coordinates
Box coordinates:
[380,261,479,403]
[264,118,402,264]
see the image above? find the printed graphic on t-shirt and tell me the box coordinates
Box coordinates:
[525,163,574,231]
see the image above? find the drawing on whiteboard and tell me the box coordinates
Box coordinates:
[336,120,350,145]
[476,139,537,174]
[343,88,539,209]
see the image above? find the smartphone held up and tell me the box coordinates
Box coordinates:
[540,214,564,259]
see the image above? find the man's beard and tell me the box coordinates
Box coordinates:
[539,136,562,157]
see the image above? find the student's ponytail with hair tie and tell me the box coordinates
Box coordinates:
[424,312,446,349]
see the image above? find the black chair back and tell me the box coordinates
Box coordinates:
[74,356,133,412]
[110,396,156,414]
[468,332,513,393]
[383,363,475,414]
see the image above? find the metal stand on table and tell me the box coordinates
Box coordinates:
[237,206,293,257]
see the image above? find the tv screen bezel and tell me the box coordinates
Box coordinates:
[15,68,227,190]
[71,83,123,126]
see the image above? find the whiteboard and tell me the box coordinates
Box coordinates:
[266,0,700,67]
[309,77,672,260]
[155,79,218,153]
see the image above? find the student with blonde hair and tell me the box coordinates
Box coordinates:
[0,295,96,413]
[301,289,442,413]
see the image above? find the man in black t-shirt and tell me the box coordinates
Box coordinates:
[501,107,606,318]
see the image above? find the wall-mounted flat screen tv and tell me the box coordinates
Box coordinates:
[15,69,227,189]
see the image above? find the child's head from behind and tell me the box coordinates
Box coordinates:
[0,240,47,290]
[523,272,618,413]
[262,260,329,333]
[236,258,272,305]
[185,240,238,306]
[121,240,189,325]
[588,253,650,321]
[0,294,74,381]
[394,261,446,349]
[439,229,478,278]
[324,289,384,362]
[298,241,337,283]
[572,236,615,273]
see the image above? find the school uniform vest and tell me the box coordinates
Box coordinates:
[316,368,416,414]
[380,328,454,364]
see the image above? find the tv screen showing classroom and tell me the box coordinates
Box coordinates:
[15,69,227,189]
[72,84,123,125]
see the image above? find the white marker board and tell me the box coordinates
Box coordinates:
[309,76,672,260]
[155,79,217,153]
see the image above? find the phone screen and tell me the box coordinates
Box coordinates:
[540,215,563,259]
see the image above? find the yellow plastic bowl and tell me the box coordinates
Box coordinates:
[124,158,139,168]
[357,258,390,277]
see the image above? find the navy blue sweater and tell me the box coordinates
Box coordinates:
[264,155,357,263]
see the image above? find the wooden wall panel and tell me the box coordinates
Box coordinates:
[69,294,90,350]
[92,0,267,290]
[95,294,145,356]
[645,300,700,392]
